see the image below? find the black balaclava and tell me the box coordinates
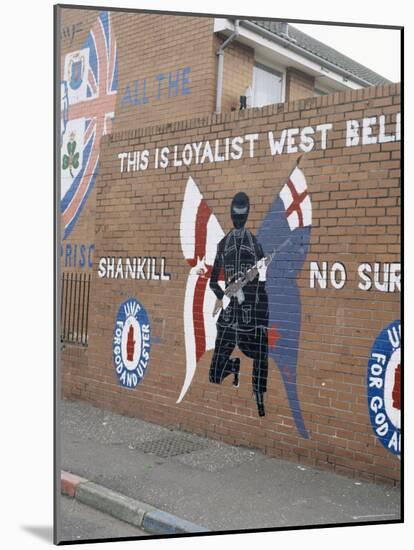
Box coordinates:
[231,192,250,230]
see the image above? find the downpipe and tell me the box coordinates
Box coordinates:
[215,20,240,115]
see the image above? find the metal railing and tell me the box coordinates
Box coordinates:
[61,272,91,346]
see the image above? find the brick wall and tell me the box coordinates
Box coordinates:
[60,8,101,255]
[62,82,401,484]
[59,8,401,484]
[61,343,89,401]
[286,67,315,101]
[59,9,321,267]
[112,12,216,131]
[59,9,216,268]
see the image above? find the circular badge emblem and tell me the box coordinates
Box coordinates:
[367,320,401,458]
[113,298,151,389]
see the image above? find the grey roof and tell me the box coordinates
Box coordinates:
[248,20,391,86]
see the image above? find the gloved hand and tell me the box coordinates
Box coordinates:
[222,294,231,310]
[257,258,268,282]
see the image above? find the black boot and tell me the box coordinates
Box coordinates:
[221,357,240,387]
[254,391,265,417]
[232,358,240,388]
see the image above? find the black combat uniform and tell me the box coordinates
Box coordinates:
[209,192,269,416]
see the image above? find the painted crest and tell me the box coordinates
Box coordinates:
[367,320,401,458]
[113,298,151,389]
[69,54,85,90]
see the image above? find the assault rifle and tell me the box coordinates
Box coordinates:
[212,236,292,317]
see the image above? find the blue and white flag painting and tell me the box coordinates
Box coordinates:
[257,165,312,438]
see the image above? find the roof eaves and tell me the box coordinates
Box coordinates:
[242,19,391,86]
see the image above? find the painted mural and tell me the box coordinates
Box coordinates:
[367,320,401,458]
[60,13,195,243]
[179,164,312,437]
[60,11,118,240]
[119,67,192,108]
[57,6,401,492]
[208,192,270,418]
[113,298,151,389]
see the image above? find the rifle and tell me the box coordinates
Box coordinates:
[212,236,292,317]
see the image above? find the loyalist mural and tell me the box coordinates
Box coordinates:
[59,8,401,485]
[367,320,401,458]
[179,164,312,437]
[61,11,118,240]
[112,298,151,389]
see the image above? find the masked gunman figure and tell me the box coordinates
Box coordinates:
[209,192,269,416]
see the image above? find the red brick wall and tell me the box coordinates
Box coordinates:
[60,9,101,257]
[62,82,401,484]
[59,9,216,270]
[58,9,322,270]
[61,343,89,401]
[59,8,401,484]
[112,12,216,131]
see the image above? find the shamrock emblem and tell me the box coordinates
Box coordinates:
[62,133,80,177]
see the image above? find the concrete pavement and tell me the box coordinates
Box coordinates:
[60,495,149,542]
[61,470,208,536]
[59,399,401,537]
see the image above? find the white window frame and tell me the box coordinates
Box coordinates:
[251,60,286,108]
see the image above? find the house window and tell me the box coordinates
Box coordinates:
[252,63,283,108]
